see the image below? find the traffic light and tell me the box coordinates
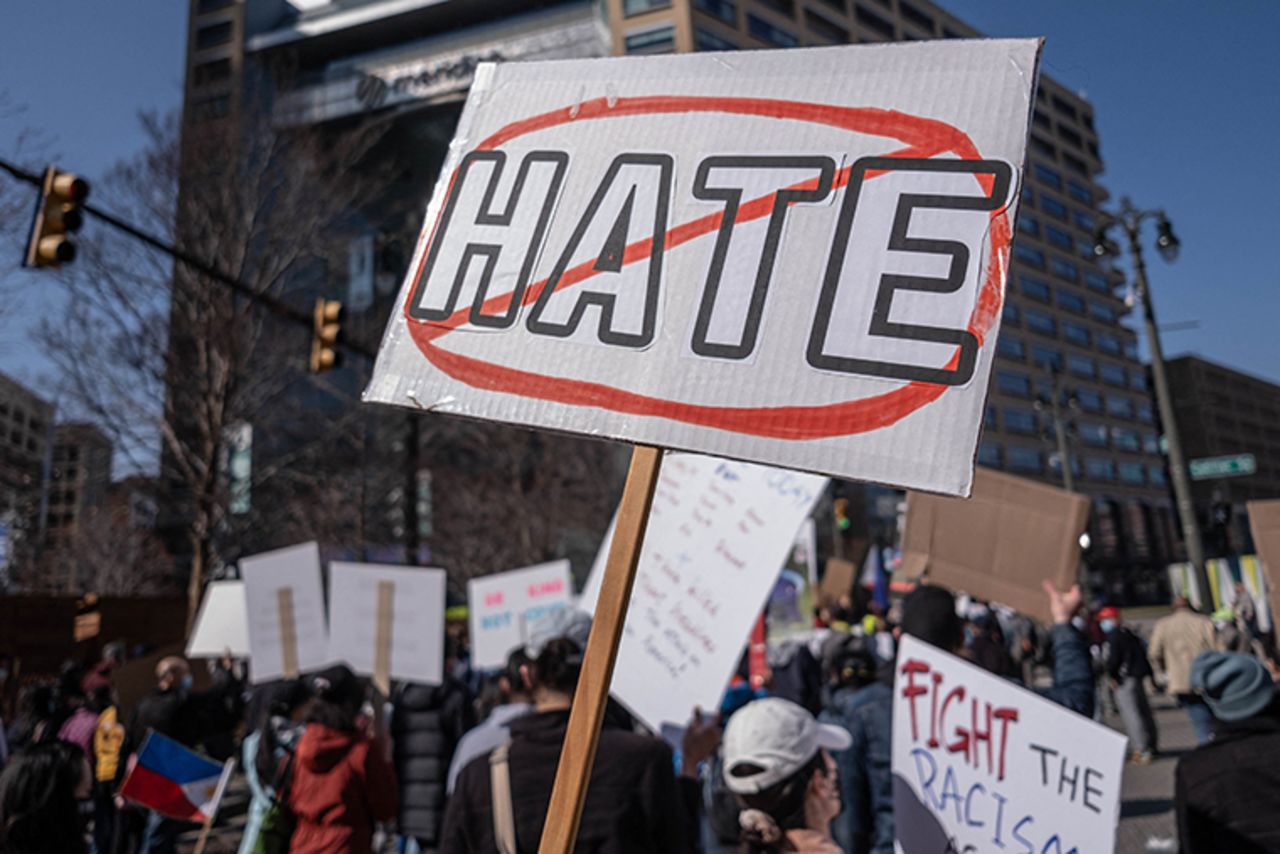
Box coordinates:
[309,298,342,373]
[24,166,89,268]
[834,497,851,532]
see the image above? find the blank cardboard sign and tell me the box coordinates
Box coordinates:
[901,468,1089,623]
[186,580,251,659]
[1248,500,1280,634]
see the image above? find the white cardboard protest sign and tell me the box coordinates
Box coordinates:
[328,562,447,687]
[468,559,573,670]
[364,40,1041,496]
[580,453,825,732]
[892,635,1126,854]
[240,542,329,684]
[186,580,251,659]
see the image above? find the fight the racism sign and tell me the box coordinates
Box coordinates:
[892,635,1126,854]
[366,40,1041,496]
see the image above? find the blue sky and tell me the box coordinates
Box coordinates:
[0,1,1277,395]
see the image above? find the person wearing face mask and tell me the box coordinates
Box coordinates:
[120,655,243,854]
[722,698,849,854]
[1099,607,1158,763]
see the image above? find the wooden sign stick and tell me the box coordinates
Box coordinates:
[373,580,394,697]
[537,444,663,854]
[277,587,299,680]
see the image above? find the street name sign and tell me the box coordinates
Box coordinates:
[1189,453,1256,480]
[366,39,1042,497]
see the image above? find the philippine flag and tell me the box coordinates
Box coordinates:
[119,732,234,822]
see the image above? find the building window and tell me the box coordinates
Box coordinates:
[1074,391,1103,415]
[1025,309,1057,337]
[984,405,998,429]
[1030,344,1061,371]
[1083,270,1110,293]
[1050,256,1079,281]
[1142,433,1160,454]
[1021,275,1051,302]
[978,441,1003,467]
[1096,331,1122,356]
[1057,290,1085,314]
[1031,136,1056,159]
[190,94,230,122]
[1149,465,1167,486]
[1066,181,1092,205]
[1040,194,1067,220]
[694,27,738,50]
[1015,244,1045,268]
[855,5,896,39]
[625,26,676,54]
[1045,225,1073,251]
[1061,320,1090,347]
[997,335,1025,360]
[1021,184,1035,206]
[197,0,233,11]
[747,14,798,47]
[1119,462,1146,485]
[1032,109,1051,131]
[1017,213,1040,237]
[1052,94,1079,121]
[1066,353,1095,378]
[1033,163,1063,191]
[195,21,233,50]
[756,0,795,14]
[1008,447,1044,473]
[1113,429,1141,452]
[624,0,672,14]
[805,9,850,42]
[1089,301,1117,324]
[1063,152,1089,176]
[1079,423,1108,447]
[996,370,1032,398]
[1004,408,1038,435]
[693,0,738,23]
[1085,457,1115,481]
[1106,395,1134,419]
[192,58,232,87]
[899,0,934,32]
[1136,402,1154,424]
[1073,209,1096,232]
[1099,363,1128,387]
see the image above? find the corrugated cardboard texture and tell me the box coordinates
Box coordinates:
[901,468,1089,623]
[1247,500,1280,635]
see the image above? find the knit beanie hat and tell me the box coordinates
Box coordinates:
[1191,651,1275,722]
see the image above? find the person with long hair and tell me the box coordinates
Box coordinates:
[238,680,311,854]
[287,665,397,854]
[722,698,849,853]
[0,741,92,854]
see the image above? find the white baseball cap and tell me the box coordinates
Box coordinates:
[722,697,852,794]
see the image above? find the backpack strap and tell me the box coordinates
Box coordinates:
[489,742,517,854]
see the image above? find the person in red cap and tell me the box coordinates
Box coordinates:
[1099,606,1158,762]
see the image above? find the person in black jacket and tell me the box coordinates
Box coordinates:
[1176,651,1280,853]
[1099,606,1158,762]
[391,637,475,852]
[439,611,719,853]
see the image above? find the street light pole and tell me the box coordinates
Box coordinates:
[1044,368,1076,494]
[1096,198,1209,608]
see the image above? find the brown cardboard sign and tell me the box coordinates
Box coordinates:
[1247,500,1280,632]
[901,468,1089,623]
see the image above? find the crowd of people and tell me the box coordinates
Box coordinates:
[0,576,1275,853]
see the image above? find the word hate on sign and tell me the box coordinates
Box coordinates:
[366,40,1042,495]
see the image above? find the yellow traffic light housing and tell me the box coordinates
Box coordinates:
[24,167,89,268]
[310,298,343,373]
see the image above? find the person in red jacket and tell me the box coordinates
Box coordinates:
[288,665,398,854]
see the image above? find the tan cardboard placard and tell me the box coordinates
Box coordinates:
[901,468,1089,623]
[1247,500,1280,633]
[819,557,859,607]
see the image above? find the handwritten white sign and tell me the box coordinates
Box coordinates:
[581,452,825,732]
[240,542,330,683]
[328,562,447,686]
[468,560,573,670]
[892,635,1126,854]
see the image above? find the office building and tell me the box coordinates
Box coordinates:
[174,0,1176,598]
[45,423,114,548]
[1165,355,1280,554]
[0,373,53,588]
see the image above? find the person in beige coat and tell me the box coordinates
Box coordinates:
[1150,596,1218,744]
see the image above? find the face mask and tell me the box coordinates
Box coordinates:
[1099,619,1117,634]
[179,674,194,693]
